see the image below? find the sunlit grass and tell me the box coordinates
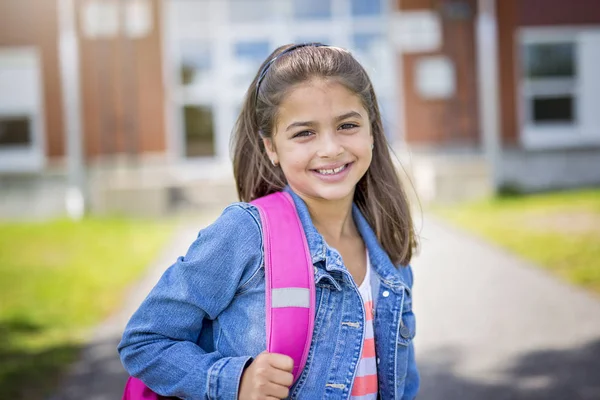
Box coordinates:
[436,189,600,294]
[0,217,175,399]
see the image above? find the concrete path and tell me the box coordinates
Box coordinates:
[51,212,600,399]
[412,215,600,400]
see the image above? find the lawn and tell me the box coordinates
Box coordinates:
[0,217,175,399]
[436,189,600,294]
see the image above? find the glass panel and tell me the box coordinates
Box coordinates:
[523,43,576,78]
[353,33,381,54]
[351,0,382,16]
[532,96,574,123]
[0,116,31,147]
[183,105,215,157]
[294,36,330,46]
[180,41,212,86]
[233,41,271,87]
[292,0,331,19]
[235,41,271,63]
[229,0,272,22]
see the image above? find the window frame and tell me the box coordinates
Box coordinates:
[517,27,600,150]
[0,47,45,173]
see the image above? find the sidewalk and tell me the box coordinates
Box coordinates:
[51,211,219,400]
[412,215,600,400]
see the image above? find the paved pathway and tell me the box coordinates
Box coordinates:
[52,212,600,399]
[412,215,600,400]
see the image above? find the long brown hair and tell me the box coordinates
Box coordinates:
[231,44,417,266]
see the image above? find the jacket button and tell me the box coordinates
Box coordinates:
[400,325,411,339]
[377,357,381,364]
[382,290,390,298]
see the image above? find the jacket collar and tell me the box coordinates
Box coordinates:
[283,186,327,264]
[283,186,409,290]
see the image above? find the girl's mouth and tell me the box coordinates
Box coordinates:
[311,162,354,180]
[315,164,349,175]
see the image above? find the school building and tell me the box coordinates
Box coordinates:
[1,0,599,218]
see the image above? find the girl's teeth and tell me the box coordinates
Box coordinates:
[317,165,346,175]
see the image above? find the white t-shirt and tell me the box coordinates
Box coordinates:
[350,252,378,399]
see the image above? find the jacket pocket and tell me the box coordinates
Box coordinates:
[397,288,416,347]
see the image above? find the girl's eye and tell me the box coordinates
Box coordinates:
[293,131,313,138]
[340,123,358,130]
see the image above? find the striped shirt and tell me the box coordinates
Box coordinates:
[351,252,378,399]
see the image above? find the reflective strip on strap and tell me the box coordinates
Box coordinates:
[271,288,310,308]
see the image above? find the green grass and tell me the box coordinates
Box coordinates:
[436,189,600,294]
[0,217,175,399]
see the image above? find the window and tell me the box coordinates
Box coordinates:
[519,28,600,149]
[0,48,44,171]
[183,105,215,157]
[235,41,271,63]
[532,97,574,123]
[292,0,331,20]
[233,41,270,87]
[351,32,390,92]
[524,43,575,78]
[351,0,382,17]
[522,41,577,125]
[353,33,381,54]
[0,116,31,147]
[179,41,212,87]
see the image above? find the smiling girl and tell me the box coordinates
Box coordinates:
[119,43,419,400]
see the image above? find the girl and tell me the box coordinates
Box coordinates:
[119,43,419,400]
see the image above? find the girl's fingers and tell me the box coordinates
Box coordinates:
[266,352,294,372]
[266,382,290,399]
[269,368,294,387]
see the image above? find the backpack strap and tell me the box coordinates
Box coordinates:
[252,191,315,382]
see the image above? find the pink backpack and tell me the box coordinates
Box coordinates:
[122,192,316,399]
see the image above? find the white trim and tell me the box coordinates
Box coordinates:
[387,0,406,144]
[160,0,177,162]
[476,0,502,190]
[271,288,310,308]
[522,79,576,96]
[521,128,600,149]
[58,0,87,216]
[518,26,599,43]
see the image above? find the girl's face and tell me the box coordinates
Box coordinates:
[263,79,373,204]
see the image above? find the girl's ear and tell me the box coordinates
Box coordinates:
[262,137,279,165]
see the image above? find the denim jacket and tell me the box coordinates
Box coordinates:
[118,187,419,399]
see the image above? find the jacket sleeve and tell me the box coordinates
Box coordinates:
[118,204,262,400]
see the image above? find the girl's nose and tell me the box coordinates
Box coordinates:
[317,132,343,158]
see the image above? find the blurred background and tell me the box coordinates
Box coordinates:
[0,0,599,399]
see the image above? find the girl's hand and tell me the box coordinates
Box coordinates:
[238,351,294,400]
